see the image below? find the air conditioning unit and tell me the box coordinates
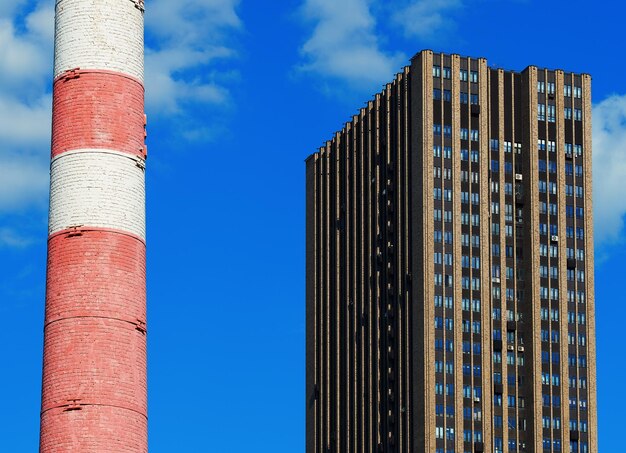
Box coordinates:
[492,277,501,283]
[518,346,525,352]
[551,235,559,242]
[515,174,523,181]
[474,397,481,403]
[507,345,515,351]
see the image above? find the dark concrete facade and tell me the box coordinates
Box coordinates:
[306,50,597,453]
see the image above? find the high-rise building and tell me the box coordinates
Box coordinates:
[40,1,148,451]
[306,50,597,453]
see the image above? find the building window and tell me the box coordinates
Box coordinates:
[574,108,582,121]
[538,104,546,121]
[470,71,478,83]
[574,86,582,98]
[537,81,545,93]
[564,84,572,97]
[443,67,452,79]
[460,92,468,103]
[433,65,441,78]
[564,107,572,119]
[443,89,452,102]
[433,88,442,100]
[548,104,556,122]
[574,144,583,156]
[460,69,468,81]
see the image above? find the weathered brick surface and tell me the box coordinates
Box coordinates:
[45,230,146,324]
[49,150,146,240]
[54,0,144,81]
[41,230,147,451]
[52,73,145,158]
[41,317,147,414]
[40,405,147,453]
[43,0,147,450]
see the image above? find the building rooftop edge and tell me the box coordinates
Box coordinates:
[306,49,591,160]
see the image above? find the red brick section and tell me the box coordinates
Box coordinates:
[40,406,147,453]
[52,71,146,158]
[41,230,147,452]
[45,229,146,324]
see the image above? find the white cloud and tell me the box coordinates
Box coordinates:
[298,0,405,87]
[0,0,242,221]
[593,94,626,245]
[145,0,241,115]
[391,0,463,39]
[0,2,54,215]
[0,228,34,249]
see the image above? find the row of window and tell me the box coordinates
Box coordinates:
[570,420,589,432]
[540,197,585,219]
[569,376,587,390]
[433,124,481,141]
[448,138,584,160]
[434,383,456,395]
[434,425,456,440]
[539,245,585,261]
[538,140,585,159]
[434,295,455,308]
[542,438,563,452]
[539,287,561,300]
[541,395,563,410]
[433,88,481,105]
[433,66,479,83]
[538,330,587,346]
[491,181,515,195]
[541,351,562,365]
[493,393,526,408]
[538,104,583,122]
[434,274,483,290]
[492,140,523,153]
[570,440,591,453]
[541,372,561,386]
[565,163,585,177]
[537,81,583,99]
[490,159,514,173]
[492,308,523,320]
[565,107,583,121]
[539,265,585,281]
[493,351,525,366]
[542,416,562,429]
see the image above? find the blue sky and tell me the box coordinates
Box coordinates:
[1,0,626,451]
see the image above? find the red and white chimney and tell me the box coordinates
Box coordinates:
[40,0,148,451]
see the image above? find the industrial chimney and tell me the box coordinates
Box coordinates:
[40,0,148,451]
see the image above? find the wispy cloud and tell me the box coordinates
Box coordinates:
[0,1,54,216]
[145,0,242,115]
[0,228,33,249]
[593,94,626,246]
[297,0,405,87]
[0,0,243,221]
[391,0,464,39]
